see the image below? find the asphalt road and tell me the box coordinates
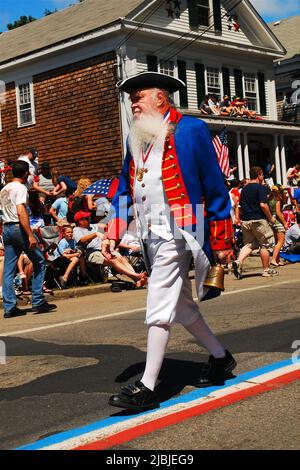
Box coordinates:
[0,261,299,450]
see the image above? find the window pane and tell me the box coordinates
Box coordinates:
[18,82,33,125]
[159,60,174,77]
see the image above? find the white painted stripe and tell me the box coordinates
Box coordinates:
[39,362,300,450]
[1,278,298,338]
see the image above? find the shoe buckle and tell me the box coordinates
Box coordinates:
[121,384,141,396]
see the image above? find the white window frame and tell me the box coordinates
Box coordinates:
[205,66,223,102]
[159,59,175,77]
[16,78,36,128]
[243,72,260,113]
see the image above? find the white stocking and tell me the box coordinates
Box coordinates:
[185,316,225,358]
[140,324,171,391]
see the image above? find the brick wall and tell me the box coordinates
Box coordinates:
[0,51,123,181]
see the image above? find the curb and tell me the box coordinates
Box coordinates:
[0,282,112,307]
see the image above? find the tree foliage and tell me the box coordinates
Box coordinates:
[7,15,36,30]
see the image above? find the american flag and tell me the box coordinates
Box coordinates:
[212,127,230,178]
[82,178,119,198]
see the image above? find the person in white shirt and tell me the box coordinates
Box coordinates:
[0,160,56,318]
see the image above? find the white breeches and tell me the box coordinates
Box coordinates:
[144,237,201,326]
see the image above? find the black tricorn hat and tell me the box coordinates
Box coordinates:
[117,72,186,94]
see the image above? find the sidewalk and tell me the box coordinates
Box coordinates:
[0,253,295,308]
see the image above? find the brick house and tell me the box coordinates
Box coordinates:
[0,0,299,184]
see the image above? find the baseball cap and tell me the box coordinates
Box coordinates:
[74,211,91,223]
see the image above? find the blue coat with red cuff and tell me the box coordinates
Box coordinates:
[106,108,233,265]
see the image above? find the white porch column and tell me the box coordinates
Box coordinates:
[237,131,244,180]
[280,134,287,186]
[244,132,250,179]
[274,134,282,184]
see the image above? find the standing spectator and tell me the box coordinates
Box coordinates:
[53,175,77,197]
[232,166,277,279]
[18,148,39,190]
[268,186,287,267]
[28,191,45,230]
[0,160,57,317]
[264,160,276,188]
[36,162,55,204]
[286,163,300,186]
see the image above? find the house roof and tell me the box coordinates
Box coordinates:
[268,15,300,61]
[0,0,143,66]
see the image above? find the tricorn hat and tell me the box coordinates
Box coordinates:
[117,72,186,94]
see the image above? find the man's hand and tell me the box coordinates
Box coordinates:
[29,235,38,250]
[102,239,117,261]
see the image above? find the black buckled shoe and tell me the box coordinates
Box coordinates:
[32,301,57,314]
[109,381,159,411]
[194,350,237,388]
[4,307,26,319]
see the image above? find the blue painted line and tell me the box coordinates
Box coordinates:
[16,357,296,450]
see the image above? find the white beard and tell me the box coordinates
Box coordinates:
[128,112,168,167]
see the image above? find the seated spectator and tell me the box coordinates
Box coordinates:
[284,213,300,253]
[49,194,68,226]
[17,253,33,295]
[54,225,88,289]
[199,95,212,115]
[120,219,142,255]
[220,95,234,116]
[208,94,221,115]
[53,175,77,197]
[292,181,300,212]
[0,218,4,299]
[73,211,147,286]
[28,191,45,230]
[241,99,257,119]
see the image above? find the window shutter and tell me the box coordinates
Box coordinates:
[234,69,243,98]
[188,0,199,28]
[222,67,231,98]
[195,63,206,108]
[213,0,222,32]
[147,55,158,72]
[257,72,267,115]
[177,60,188,108]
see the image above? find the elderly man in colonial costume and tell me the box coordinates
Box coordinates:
[102,72,236,411]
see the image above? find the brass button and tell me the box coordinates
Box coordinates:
[148,223,152,229]
[177,183,182,189]
[181,193,186,199]
[168,145,173,150]
[169,155,174,160]
[141,183,145,188]
[142,196,146,202]
[144,168,148,174]
[175,173,179,179]
[172,164,176,169]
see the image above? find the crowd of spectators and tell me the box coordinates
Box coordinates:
[0,147,299,301]
[226,164,300,278]
[199,94,258,119]
[0,148,146,300]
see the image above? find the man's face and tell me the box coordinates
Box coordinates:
[130,89,157,120]
[78,218,89,228]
